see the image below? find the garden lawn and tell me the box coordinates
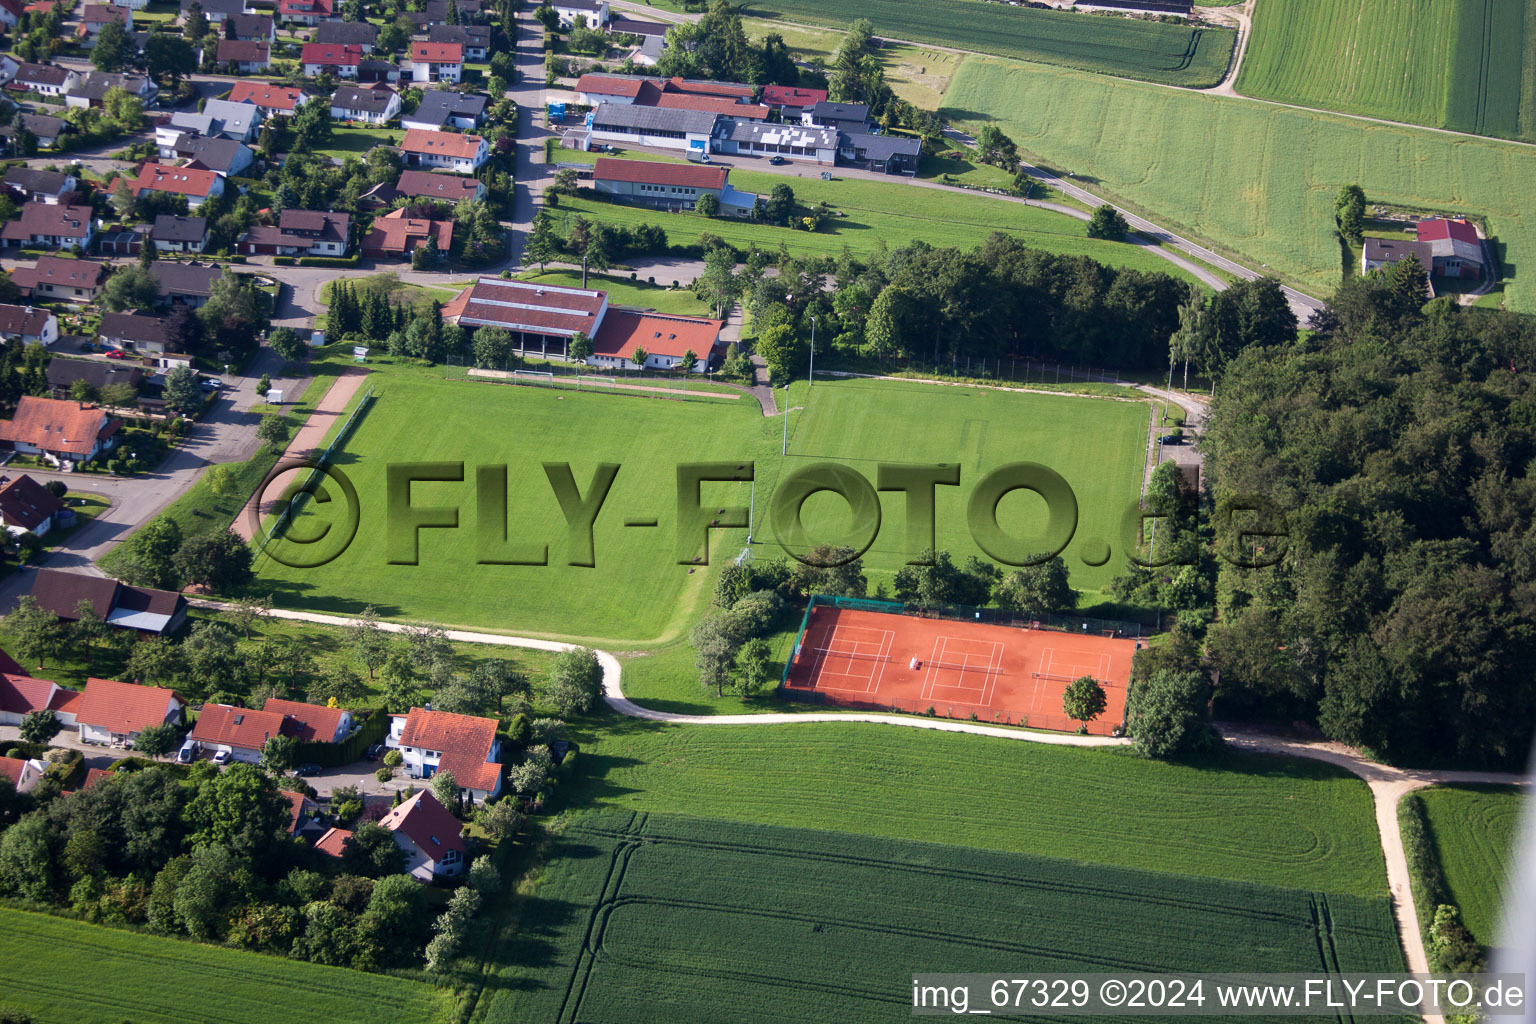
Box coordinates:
[564,717,1389,896]
[313,125,404,162]
[736,0,1234,87]
[475,810,1402,1024]
[0,907,452,1024]
[1235,0,1536,143]
[1418,784,1528,947]
[941,56,1536,313]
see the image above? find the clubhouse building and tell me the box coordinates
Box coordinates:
[443,278,725,372]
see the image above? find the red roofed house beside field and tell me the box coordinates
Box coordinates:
[0,666,80,726]
[379,790,466,880]
[386,707,503,800]
[592,156,755,216]
[72,676,184,747]
[761,84,826,115]
[1415,218,1485,280]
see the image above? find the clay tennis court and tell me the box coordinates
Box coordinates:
[782,605,1136,735]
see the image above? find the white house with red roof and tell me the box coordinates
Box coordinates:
[592,156,754,216]
[262,697,354,743]
[0,668,80,726]
[0,755,45,793]
[301,42,361,77]
[227,81,307,118]
[379,790,466,880]
[131,163,225,209]
[1415,218,1485,280]
[410,41,462,84]
[386,707,502,800]
[400,128,488,173]
[279,0,332,25]
[73,677,183,747]
[188,703,295,763]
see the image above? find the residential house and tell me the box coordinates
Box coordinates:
[151,214,209,253]
[385,706,503,801]
[0,398,116,465]
[761,84,825,117]
[65,71,157,109]
[607,16,666,40]
[10,63,79,97]
[330,82,399,124]
[0,473,62,536]
[394,169,484,204]
[199,98,262,141]
[0,667,81,727]
[158,133,254,176]
[400,89,485,131]
[315,18,375,50]
[302,42,361,77]
[98,310,170,353]
[130,163,225,209]
[444,276,726,368]
[237,210,350,256]
[279,0,333,25]
[2,167,77,204]
[0,756,46,793]
[400,128,488,172]
[379,791,466,881]
[592,156,754,216]
[0,0,22,25]
[0,202,95,248]
[150,261,221,306]
[552,0,606,29]
[0,304,57,345]
[71,675,184,747]
[262,697,355,743]
[189,704,296,763]
[653,92,769,121]
[839,132,921,175]
[281,789,322,838]
[588,102,716,154]
[409,41,462,84]
[427,23,488,60]
[1361,237,1436,276]
[360,207,451,259]
[9,256,108,301]
[77,4,130,48]
[215,39,270,73]
[28,568,189,635]
[314,826,352,858]
[1416,218,1485,280]
[802,100,870,135]
[0,113,69,152]
[44,358,142,401]
[573,73,647,106]
[713,119,836,165]
[181,0,247,21]
[356,58,400,83]
[227,80,307,118]
[223,11,272,39]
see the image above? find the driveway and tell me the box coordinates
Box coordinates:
[0,724,140,774]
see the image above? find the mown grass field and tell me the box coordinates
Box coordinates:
[1236,0,1536,143]
[941,57,1536,312]
[1418,784,1528,946]
[253,373,1148,639]
[0,907,451,1024]
[479,810,1402,1022]
[564,717,1389,896]
[552,151,1205,284]
[737,0,1234,87]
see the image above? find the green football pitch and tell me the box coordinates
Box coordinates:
[254,374,1150,640]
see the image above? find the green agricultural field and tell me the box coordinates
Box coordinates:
[477,811,1403,1023]
[1418,784,1528,946]
[552,156,1206,284]
[252,373,1149,639]
[737,0,1234,87]
[566,717,1389,896]
[0,908,451,1024]
[941,57,1536,312]
[1236,0,1536,143]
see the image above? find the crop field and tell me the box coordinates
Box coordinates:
[0,908,450,1024]
[550,156,1205,284]
[1418,784,1528,946]
[737,0,1234,87]
[942,57,1536,312]
[565,717,1389,896]
[254,374,1150,639]
[1236,0,1536,143]
[478,811,1403,1023]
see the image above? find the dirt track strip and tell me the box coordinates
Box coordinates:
[190,598,1531,1011]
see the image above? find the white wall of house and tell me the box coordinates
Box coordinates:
[303,61,358,78]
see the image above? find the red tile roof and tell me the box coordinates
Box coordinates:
[190,703,295,752]
[654,93,768,119]
[665,76,754,99]
[0,396,117,457]
[228,81,304,111]
[132,163,221,199]
[72,677,181,735]
[411,41,461,62]
[1416,218,1479,245]
[0,473,62,531]
[394,170,483,202]
[442,277,605,337]
[79,766,113,790]
[396,707,499,793]
[0,756,31,788]
[593,308,722,361]
[81,4,126,24]
[401,128,484,160]
[314,826,351,857]
[280,788,315,833]
[301,42,361,66]
[761,85,826,108]
[0,672,64,716]
[51,688,84,716]
[380,790,465,857]
[216,39,270,63]
[575,74,645,98]
[263,697,346,743]
[593,156,726,189]
[361,207,453,255]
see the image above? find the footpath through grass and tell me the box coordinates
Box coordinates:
[478,810,1402,1023]
[564,716,1389,898]
[1418,784,1528,946]
[0,907,451,1024]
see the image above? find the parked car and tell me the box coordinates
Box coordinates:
[1159,434,1182,445]
[211,750,231,766]
[175,739,199,764]
[295,762,322,777]
[366,743,385,760]
[104,349,126,359]
[768,155,786,165]
[200,377,224,391]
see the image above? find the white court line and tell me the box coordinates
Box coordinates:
[869,629,894,694]
[980,640,1004,707]
[921,636,947,700]
[814,625,894,692]
[1034,648,1055,711]
[1098,652,1111,686]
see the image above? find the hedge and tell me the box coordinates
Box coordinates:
[293,707,390,768]
[298,254,362,268]
[272,256,296,265]
[1398,792,1451,941]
